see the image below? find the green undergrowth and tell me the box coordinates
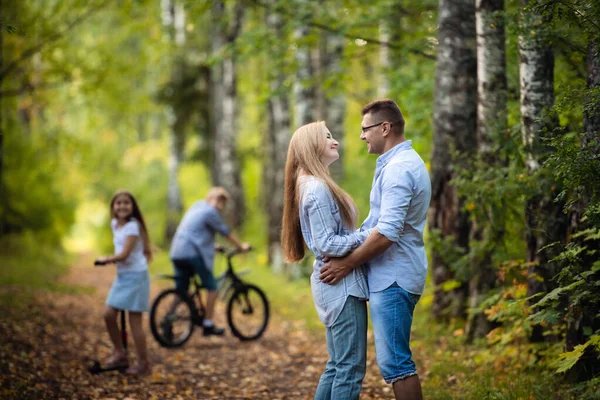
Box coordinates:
[0,233,94,310]
[411,294,599,399]
[135,250,599,399]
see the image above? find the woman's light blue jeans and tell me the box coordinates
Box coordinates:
[314,295,367,400]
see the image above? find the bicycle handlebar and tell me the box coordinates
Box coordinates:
[215,245,253,257]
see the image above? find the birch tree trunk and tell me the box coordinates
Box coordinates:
[519,0,566,342]
[378,3,403,97]
[323,33,345,181]
[378,19,391,98]
[293,1,315,128]
[430,0,477,320]
[211,0,245,228]
[0,10,4,236]
[162,0,185,242]
[264,3,291,272]
[466,0,507,342]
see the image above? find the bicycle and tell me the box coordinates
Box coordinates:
[149,246,269,348]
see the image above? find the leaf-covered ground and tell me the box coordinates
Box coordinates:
[0,255,401,399]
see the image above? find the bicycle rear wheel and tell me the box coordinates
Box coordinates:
[150,289,195,348]
[227,284,269,341]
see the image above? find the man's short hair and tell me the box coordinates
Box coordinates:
[206,187,230,202]
[362,99,405,135]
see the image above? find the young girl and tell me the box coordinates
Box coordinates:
[281,121,372,399]
[96,190,152,375]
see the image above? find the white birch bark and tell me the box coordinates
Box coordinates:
[265,4,291,272]
[162,0,185,241]
[519,0,566,342]
[293,0,315,128]
[211,0,245,228]
[324,33,345,181]
[476,0,507,155]
[466,0,507,341]
[378,20,391,97]
[430,0,477,320]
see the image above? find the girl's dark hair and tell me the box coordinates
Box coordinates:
[110,190,153,262]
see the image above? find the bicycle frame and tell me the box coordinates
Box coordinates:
[186,248,249,324]
[150,246,268,346]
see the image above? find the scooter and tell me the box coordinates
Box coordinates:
[87,259,129,374]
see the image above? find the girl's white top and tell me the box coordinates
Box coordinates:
[111,218,148,272]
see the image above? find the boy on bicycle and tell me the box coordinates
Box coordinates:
[170,187,250,336]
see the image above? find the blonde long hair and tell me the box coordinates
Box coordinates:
[281,121,357,262]
[110,190,153,262]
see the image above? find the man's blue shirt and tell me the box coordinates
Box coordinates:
[361,140,432,294]
[169,200,231,270]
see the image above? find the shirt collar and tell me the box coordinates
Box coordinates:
[376,140,412,167]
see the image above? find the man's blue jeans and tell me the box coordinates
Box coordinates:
[314,295,367,400]
[370,282,421,384]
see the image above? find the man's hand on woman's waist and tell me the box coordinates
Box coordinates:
[320,229,394,285]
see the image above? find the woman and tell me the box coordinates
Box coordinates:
[281,121,372,399]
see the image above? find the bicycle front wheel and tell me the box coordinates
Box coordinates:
[150,289,195,348]
[227,284,269,341]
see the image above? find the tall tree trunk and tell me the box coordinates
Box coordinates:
[0,8,4,237]
[314,36,326,122]
[162,0,185,242]
[137,114,146,141]
[195,65,214,171]
[378,19,391,98]
[378,2,403,98]
[519,0,566,342]
[475,0,507,157]
[466,0,507,342]
[264,3,291,272]
[583,42,600,152]
[293,1,315,128]
[323,33,345,181]
[564,39,600,380]
[211,0,245,228]
[430,0,477,321]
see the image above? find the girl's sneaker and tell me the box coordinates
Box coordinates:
[104,352,128,369]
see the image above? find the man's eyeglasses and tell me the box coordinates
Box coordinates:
[361,120,401,134]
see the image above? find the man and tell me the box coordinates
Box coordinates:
[170,187,250,336]
[320,99,431,400]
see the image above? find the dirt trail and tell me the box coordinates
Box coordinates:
[0,254,395,399]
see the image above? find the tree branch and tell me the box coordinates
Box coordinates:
[0,0,111,83]
[249,0,436,60]
[557,0,600,34]
[228,0,245,41]
[0,74,71,97]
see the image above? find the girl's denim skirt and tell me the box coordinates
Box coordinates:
[106,269,150,312]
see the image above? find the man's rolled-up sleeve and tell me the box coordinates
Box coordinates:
[207,209,232,237]
[376,164,413,243]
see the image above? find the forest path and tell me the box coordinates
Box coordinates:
[0,254,402,399]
